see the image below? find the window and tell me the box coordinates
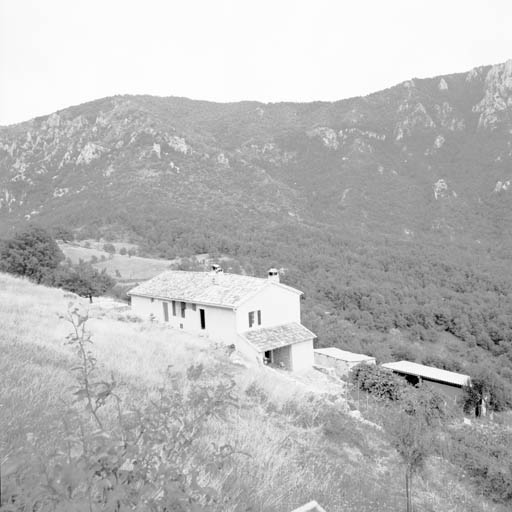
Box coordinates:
[172,301,176,316]
[191,303,196,311]
[150,297,154,303]
[248,310,262,328]
[181,302,186,318]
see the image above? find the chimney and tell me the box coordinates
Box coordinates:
[210,264,223,284]
[267,268,280,283]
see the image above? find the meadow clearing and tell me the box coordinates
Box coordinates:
[59,242,176,282]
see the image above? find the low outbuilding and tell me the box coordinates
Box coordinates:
[381,360,471,403]
[314,347,376,378]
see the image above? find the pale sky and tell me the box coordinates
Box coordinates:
[1,0,511,126]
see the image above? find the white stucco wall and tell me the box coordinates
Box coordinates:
[235,283,301,333]
[314,352,376,377]
[290,339,314,371]
[236,335,263,365]
[131,283,312,372]
[130,295,237,345]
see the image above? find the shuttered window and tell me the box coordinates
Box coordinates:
[249,310,262,328]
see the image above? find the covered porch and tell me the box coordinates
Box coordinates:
[240,322,315,371]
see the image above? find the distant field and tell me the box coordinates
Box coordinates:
[59,243,176,282]
[60,243,233,283]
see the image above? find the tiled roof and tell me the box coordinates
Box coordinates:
[242,322,316,352]
[128,270,301,308]
[381,361,471,387]
[315,347,375,363]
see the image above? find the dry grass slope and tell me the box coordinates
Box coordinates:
[0,272,506,512]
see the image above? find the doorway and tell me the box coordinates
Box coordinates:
[162,302,169,322]
[200,309,206,329]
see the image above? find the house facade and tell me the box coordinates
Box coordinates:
[128,267,315,371]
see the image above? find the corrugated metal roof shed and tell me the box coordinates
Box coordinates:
[315,347,375,363]
[128,270,301,308]
[381,361,471,387]
[242,322,316,352]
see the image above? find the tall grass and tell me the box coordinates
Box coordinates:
[0,272,507,511]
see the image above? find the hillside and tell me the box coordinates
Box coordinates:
[1,60,512,250]
[0,272,508,511]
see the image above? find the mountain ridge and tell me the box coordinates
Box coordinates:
[1,59,512,252]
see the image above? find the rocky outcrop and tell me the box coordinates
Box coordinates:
[474,60,512,129]
[307,127,339,149]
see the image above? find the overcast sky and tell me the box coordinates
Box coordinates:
[1,0,511,125]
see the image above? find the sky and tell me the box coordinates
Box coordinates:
[1,0,511,125]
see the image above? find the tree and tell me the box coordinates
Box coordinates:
[54,261,115,303]
[119,247,127,255]
[463,367,512,416]
[384,388,440,512]
[0,225,64,283]
[103,243,116,255]
[51,226,74,242]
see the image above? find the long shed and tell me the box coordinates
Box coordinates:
[381,361,471,403]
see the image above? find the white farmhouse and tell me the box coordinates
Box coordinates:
[128,267,316,371]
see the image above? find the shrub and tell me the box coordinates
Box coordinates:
[448,425,512,503]
[352,363,408,401]
[103,243,116,254]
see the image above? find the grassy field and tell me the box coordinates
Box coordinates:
[0,272,506,512]
[59,242,177,282]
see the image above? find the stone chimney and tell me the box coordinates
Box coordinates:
[210,264,223,284]
[267,268,280,283]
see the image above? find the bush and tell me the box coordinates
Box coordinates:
[448,425,512,503]
[103,243,116,254]
[352,363,408,401]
